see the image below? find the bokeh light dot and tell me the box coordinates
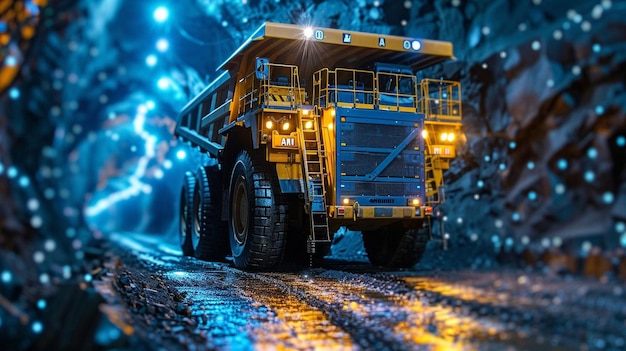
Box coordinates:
[9,87,20,99]
[499,51,507,59]
[474,194,480,200]
[484,155,491,162]
[555,183,566,195]
[616,136,625,147]
[584,170,595,183]
[602,0,612,10]
[30,216,43,229]
[581,21,591,32]
[528,191,537,201]
[495,219,503,229]
[32,321,43,334]
[592,5,603,19]
[163,160,173,169]
[156,38,169,52]
[557,158,568,170]
[7,166,18,178]
[595,105,604,115]
[499,163,506,171]
[176,150,187,160]
[615,222,625,233]
[451,0,460,7]
[587,147,598,159]
[33,251,45,264]
[512,212,521,222]
[602,192,614,204]
[553,29,562,40]
[572,65,581,75]
[44,239,56,252]
[39,273,50,284]
[509,141,516,149]
[37,299,47,310]
[1,270,12,283]
[518,23,527,31]
[27,198,40,211]
[546,79,554,87]
[527,161,535,170]
[621,234,626,247]
[84,274,93,283]
[531,40,541,51]
[477,180,484,188]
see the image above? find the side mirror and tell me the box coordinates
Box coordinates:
[255,57,269,80]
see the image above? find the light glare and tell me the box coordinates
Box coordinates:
[153,6,169,23]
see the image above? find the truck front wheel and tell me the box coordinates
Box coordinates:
[228,150,287,269]
[362,222,428,268]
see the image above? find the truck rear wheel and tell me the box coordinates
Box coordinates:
[179,172,195,256]
[362,222,428,268]
[228,150,287,269]
[193,166,229,261]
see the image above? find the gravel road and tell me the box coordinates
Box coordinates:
[94,233,626,351]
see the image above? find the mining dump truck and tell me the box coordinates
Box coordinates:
[175,22,462,269]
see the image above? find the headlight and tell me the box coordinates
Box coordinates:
[421,130,428,138]
[265,120,274,129]
[282,122,290,131]
[342,198,350,205]
[448,133,455,142]
[440,132,448,142]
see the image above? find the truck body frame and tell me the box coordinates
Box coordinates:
[175,22,462,269]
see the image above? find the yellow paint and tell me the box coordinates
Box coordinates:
[275,162,302,181]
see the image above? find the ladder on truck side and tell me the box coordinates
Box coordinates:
[298,111,331,255]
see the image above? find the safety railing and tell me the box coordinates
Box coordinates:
[313,68,376,109]
[238,63,305,115]
[376,72,419,112]
[418,79,462,122]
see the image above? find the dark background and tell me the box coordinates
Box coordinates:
[0,0,625,348]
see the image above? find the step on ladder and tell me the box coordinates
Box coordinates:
[298,112,331,255]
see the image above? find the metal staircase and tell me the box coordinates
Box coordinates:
[298,111,331,254]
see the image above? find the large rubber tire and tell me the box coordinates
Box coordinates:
[193,166,229,261]
[362,222,429,268]
[179,172,195,256]
[228,150,287,269]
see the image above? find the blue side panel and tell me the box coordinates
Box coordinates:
[335,107,425,206]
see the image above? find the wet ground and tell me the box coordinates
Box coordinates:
[95,233,626,351]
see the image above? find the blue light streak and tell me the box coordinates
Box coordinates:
[85,104,157,217]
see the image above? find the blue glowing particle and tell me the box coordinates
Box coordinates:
[602,192,614,204]
[146,100,156,110]
[621,233,626,248]
[587,147,598,159]
[157,77,170,90]
[512,212,520,222]
[592,43,601,53]
[145,54,157,67]
[84,274,93,283]
[25,2,40,16]
[37,299,47,310]
[528,191,537,201]
[557,158,568,170]
[527,161,535,170]
[595,105,604,115]
[153,6,169,23]
[7,166,17,178]
[32,321,43,334]
[9,87,20,99]
[584,170,595,183]
[0,21,7,32]
[156,38,169,52]
[176,150,187,160]
[0,163,4,175]
[499,163,506,171]
[483,155,490,162]
[509,141,516,149]
[1,270,11,283]
[616,222,625,233]
[18,176,30,187]
[477,180,484,188]
[616,135,625,147]
[5,56,17,67]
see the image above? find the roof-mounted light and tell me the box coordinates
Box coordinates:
[304,27,313,38]
[412,40,421,51]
